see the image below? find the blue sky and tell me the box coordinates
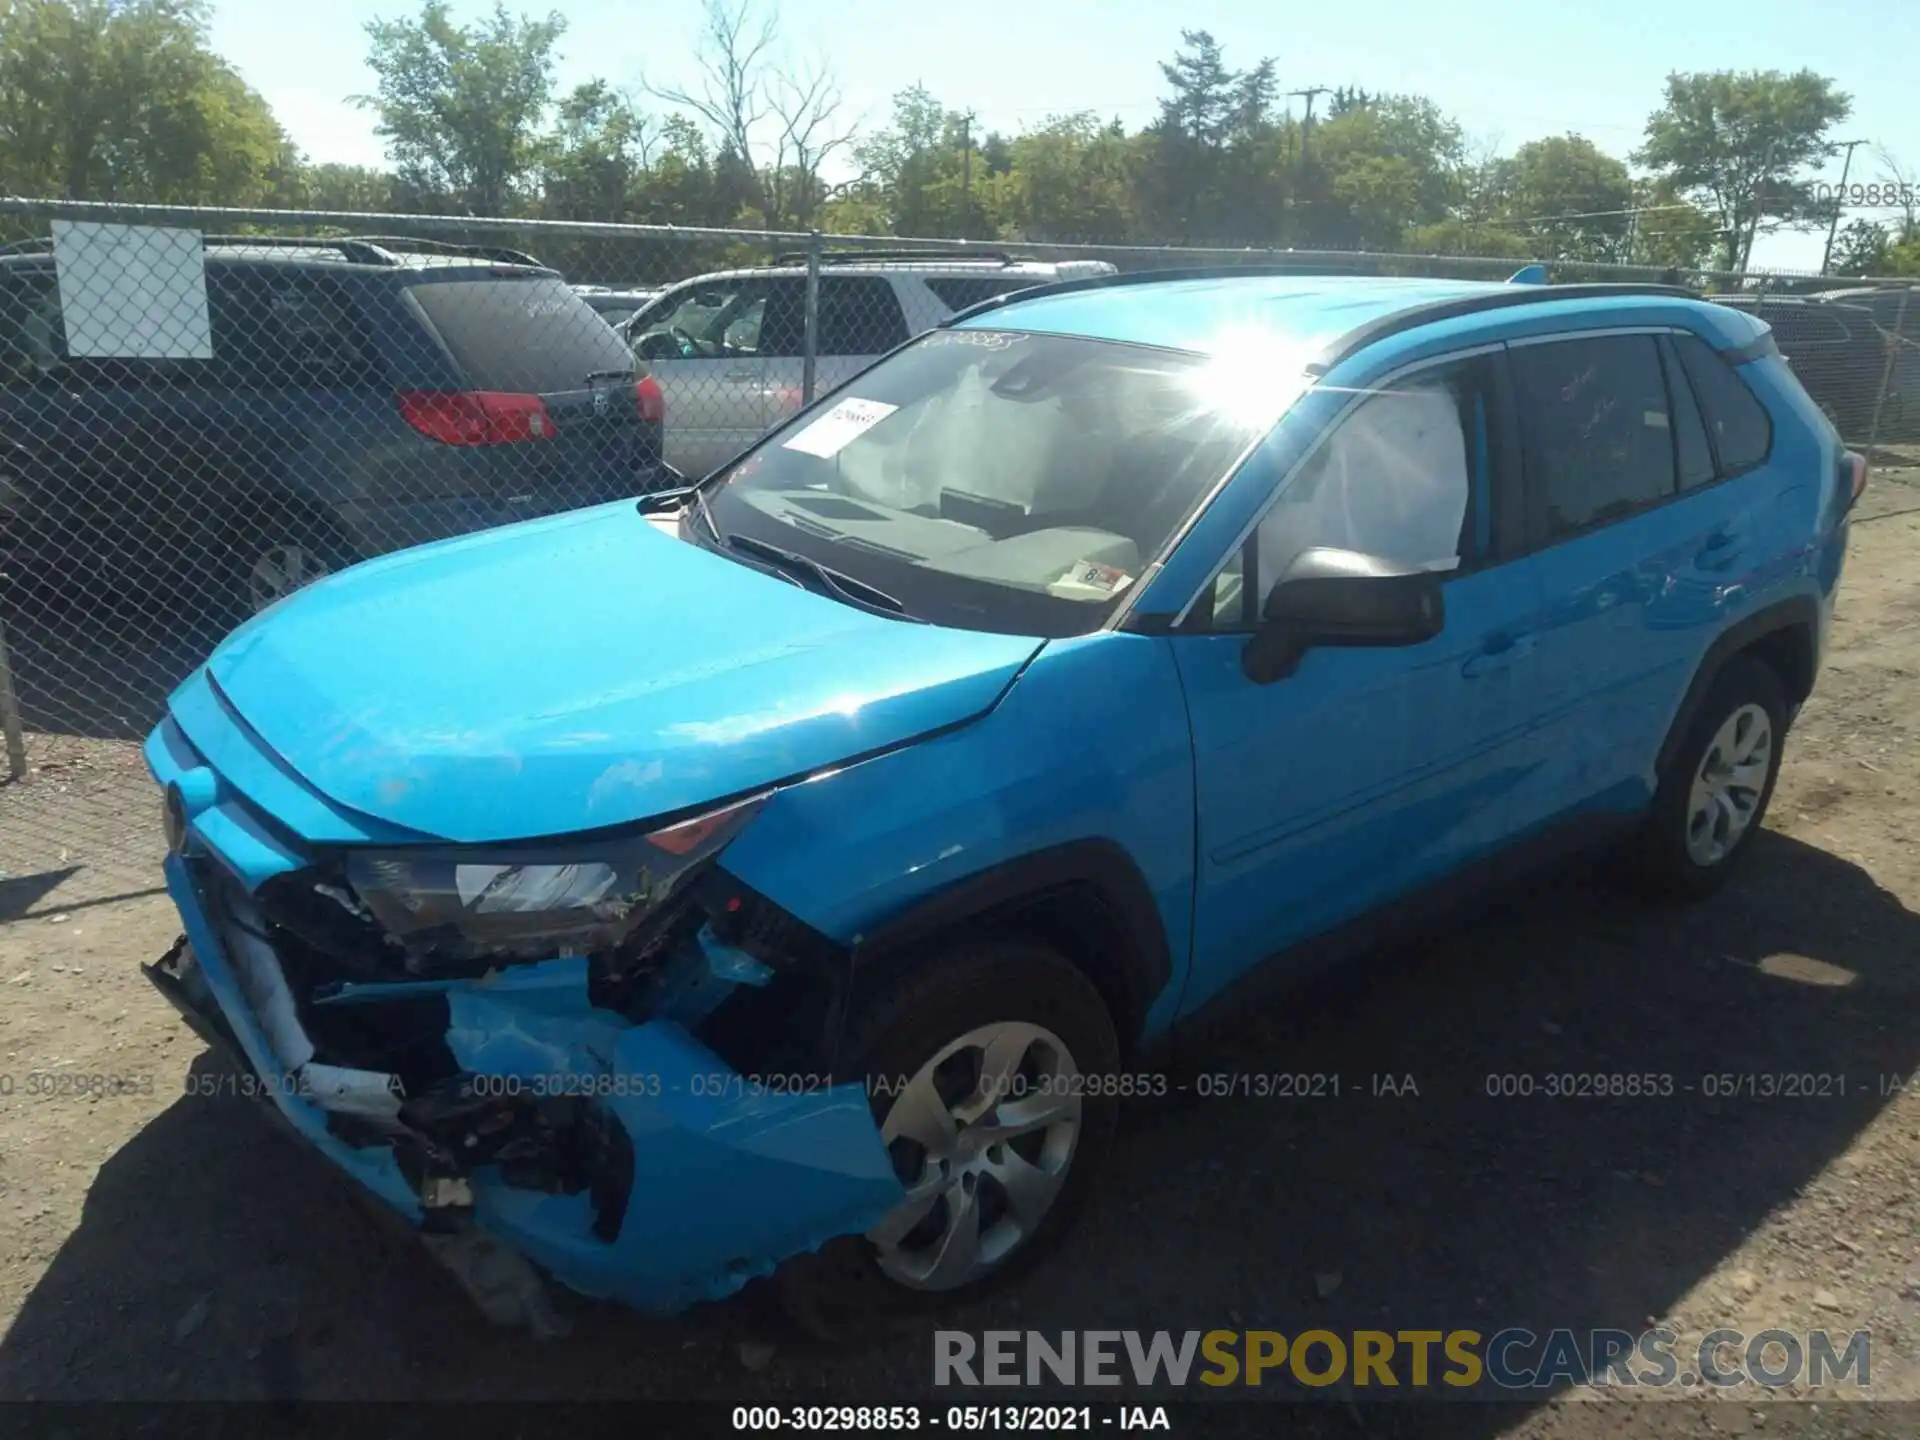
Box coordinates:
[209,0,1919,269]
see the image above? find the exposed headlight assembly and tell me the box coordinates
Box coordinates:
[343,795,763,967]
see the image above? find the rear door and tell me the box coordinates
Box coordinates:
[1502,329,1761,830]
[760,276,912,431]
[406,272,657,511]
[626,276,771,477]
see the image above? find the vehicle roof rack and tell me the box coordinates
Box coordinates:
[1,231,549,269]
[940,265,1704,367]
[341,235,548,268]
[768,247,1023,267]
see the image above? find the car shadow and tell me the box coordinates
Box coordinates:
[1,830,1915,1423]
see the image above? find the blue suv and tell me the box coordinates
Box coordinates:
[142,271,1860,1334]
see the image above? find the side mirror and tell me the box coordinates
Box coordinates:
[1242,547,1446,684]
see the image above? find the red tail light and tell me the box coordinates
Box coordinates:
[1844,449,1869,507]
[635,374,665,423]
[398,390,554,446]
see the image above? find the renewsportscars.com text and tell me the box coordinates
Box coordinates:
[933,1328,1870,1391]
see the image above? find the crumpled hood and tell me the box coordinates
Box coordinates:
[202,502,1042,842]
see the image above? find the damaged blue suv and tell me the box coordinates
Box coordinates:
[144,270,1859,1334]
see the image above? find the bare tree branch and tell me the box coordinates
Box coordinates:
[769,64,860,225]
[647,0,776,164]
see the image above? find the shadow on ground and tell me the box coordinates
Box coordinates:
[2,831,1916,1425]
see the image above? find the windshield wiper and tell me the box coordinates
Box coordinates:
[721,532,920,621]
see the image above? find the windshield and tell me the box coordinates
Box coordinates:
[703,329,1263,636]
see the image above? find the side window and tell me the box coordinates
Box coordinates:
[757,279,808,358]
[208,270,384,389]
[630,280,764,357]
[817,276,910,354]
[1673,332,1772,474]
[0,272,64,386]
[924,276,1032,312]
[1659,336,1718,491]
[1205,360,1487,628]
[1512,334,1674,541]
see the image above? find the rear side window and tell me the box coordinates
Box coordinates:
[1513,334,1675,541]
[1673,332,1772,474]
[925,276,1035,312]
[208,269,386,389]
[1659,336,1718,490]
[409,275,633,393]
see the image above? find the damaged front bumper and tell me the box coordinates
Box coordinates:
[149,850,906,1321]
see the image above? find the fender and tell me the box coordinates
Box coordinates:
[851,837,1173,1045]
[1655,594,1819,781]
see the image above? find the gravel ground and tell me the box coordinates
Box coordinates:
[4,476,1920,1436]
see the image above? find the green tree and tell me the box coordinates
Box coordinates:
[1829,218,1890,278]
[1626,177,1717,272]
[1302,96,1464,249]
[290,162,396,212]
[992,113,1139,244]
[358,0,565,214]
[540,80,650,220]
[1635,69,1851,271]
[852,86,990,237]
[1136,30,1281,242]
[1485,134,1633,261]
[0,0,295,203]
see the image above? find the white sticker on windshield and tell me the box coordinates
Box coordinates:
[1048,560,1135,600]
[782,398,898,458]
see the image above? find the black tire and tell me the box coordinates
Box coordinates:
[775,935,1121,1341]
[1632,653,1788,901]
[209,497,361,629]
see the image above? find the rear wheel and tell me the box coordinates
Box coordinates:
[217,499,360,624]
[776,936,1120,1339]
[1631,654,1787,900]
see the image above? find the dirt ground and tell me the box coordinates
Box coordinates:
[5,476,1920,1435]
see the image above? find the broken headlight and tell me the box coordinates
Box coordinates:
[342,796,764,967]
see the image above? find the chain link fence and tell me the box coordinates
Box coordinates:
[2,195,1916,910]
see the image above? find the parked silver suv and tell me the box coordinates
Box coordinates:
[627,251,1117,477]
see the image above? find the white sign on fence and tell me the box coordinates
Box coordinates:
[50,220,213,360]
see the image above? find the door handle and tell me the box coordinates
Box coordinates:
[724,367,760,382]
[1462,633,1535,678]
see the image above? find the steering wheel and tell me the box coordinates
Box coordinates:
[670,324,701,358]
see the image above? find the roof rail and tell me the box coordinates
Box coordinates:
[342,234,548,268]
[768,247,1022,267]
[200,234,397,264]
[941,265,1703,361]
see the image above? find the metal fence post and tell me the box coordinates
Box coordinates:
[1865,285,1911,470]
[0,615,26,782]
[802,229,822,407]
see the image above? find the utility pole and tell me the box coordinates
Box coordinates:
[1289,86,1330,167]
[1821,138,1867,275]
[960,110,976,239]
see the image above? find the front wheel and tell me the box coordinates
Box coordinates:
[776,937,1120,1338]
[1632,654,1788,900]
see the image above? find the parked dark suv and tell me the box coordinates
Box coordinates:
[0,234,667,621]
[1709,294,1892,441]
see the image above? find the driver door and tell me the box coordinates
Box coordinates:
[1171,351,1547,1016]
[629,278,771,477]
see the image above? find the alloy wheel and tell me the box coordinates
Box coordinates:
[866,1020,1082,1292]
[1685,702,1773,866]
[248,542,332,613]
